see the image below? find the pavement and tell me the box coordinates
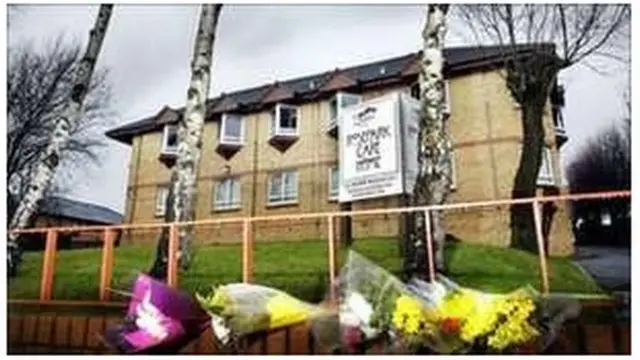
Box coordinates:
[572,246,630,320]
[573,246,630,291]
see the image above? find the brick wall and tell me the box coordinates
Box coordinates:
[122,69,573,255]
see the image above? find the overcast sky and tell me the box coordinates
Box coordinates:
[7,4,630,214]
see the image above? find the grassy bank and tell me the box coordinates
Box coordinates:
[8,237,603,302]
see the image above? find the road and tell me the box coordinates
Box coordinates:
[573,246,630,291]
[573,246,630,320]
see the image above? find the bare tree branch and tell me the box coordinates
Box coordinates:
[451,4,629,253]
[7,34,115,222]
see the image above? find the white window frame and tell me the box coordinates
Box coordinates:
[443,80,451,114]
[161,125,179,155]
[155,186,170,217]
[554,107,567,135]
[270,103,299,137]
[450,150,457,190]
[219,113,245,145]
[328,167,339,200]
[213,177,241,211]
[267,170,298,205]
[328,92,362,130]
[537,147,555,186]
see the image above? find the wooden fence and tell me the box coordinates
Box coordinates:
[6,302,631,354]
[7,191,631,354]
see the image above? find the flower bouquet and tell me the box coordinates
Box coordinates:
[406,276,582,354]
[336,251,465,354]
[102,274,210,354]
[337,251,582,355]
[196,283,339,352]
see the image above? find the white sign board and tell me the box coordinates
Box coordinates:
[338,92,420,202]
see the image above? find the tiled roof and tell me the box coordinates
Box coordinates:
[39,196,124,225]
[106,44,553,144]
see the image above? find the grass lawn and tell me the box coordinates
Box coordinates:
[7,237,604,303]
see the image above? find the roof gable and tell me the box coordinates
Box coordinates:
[106,44,556,144]
[320,70,357,92]
[261,83,295,104]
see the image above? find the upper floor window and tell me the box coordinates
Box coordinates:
[553,107,567,134]
[220,113,245,145]
[155,186,170,217]
[328,92,361,130]
[329,167,339,200]
[270,104,299,137]
[161,125,179,155]
[537,147,555,186]
[268,170,298,205]
[450,150,458,190]
[213,177,241,210]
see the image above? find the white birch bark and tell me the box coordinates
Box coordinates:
[412,4,452,272]
[8,4,113,239]
[171,4,222,269]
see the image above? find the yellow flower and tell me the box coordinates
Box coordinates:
[265,293,312,329]
[392,295,429,336]
[438,290,477,320]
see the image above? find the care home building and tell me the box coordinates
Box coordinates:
[106,44,574,256]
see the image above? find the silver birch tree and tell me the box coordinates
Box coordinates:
[168,4,223,271]
[406,4,452,278]
[8,5,113,241]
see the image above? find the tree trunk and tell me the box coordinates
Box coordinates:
[169,4,222,271]
[509,97,547,253]
[8,5,113,241]
[406,4,452,280]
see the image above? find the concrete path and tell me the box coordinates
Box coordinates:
[572,246,630,320]
[573,246,630,291]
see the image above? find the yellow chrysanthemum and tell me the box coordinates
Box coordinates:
[392,295,428,336]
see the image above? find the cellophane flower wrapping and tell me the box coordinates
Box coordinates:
[196,283,339,350]
[338,251,582,355]
[337,251,468,354]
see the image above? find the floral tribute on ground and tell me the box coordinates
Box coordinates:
[337,251,582,354]
[196,283,339,351]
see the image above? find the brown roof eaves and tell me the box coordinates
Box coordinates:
[106,44,555,145]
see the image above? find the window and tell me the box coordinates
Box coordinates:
[270,104,299,136]
[537,147,555,186]
[450,150,457,190]
[155,186,170,216]
[213,178,241,210]
[328,92,361,129]
[410,82,420,100]
[554,107,567,134]
[268,170,298,204]
[220,113,244,144]
[161,125,179,155]
[443,80,451,114]
[329,167,339,200]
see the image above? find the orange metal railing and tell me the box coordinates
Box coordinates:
[7,190,630,303]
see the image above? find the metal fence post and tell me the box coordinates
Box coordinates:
[99,229,116,301]
[423,210,436,283]
[242,219,254,283]
[532,200,551,294]
[327,215,338,303]
[39,229,58,301]
[167,224,179,288]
